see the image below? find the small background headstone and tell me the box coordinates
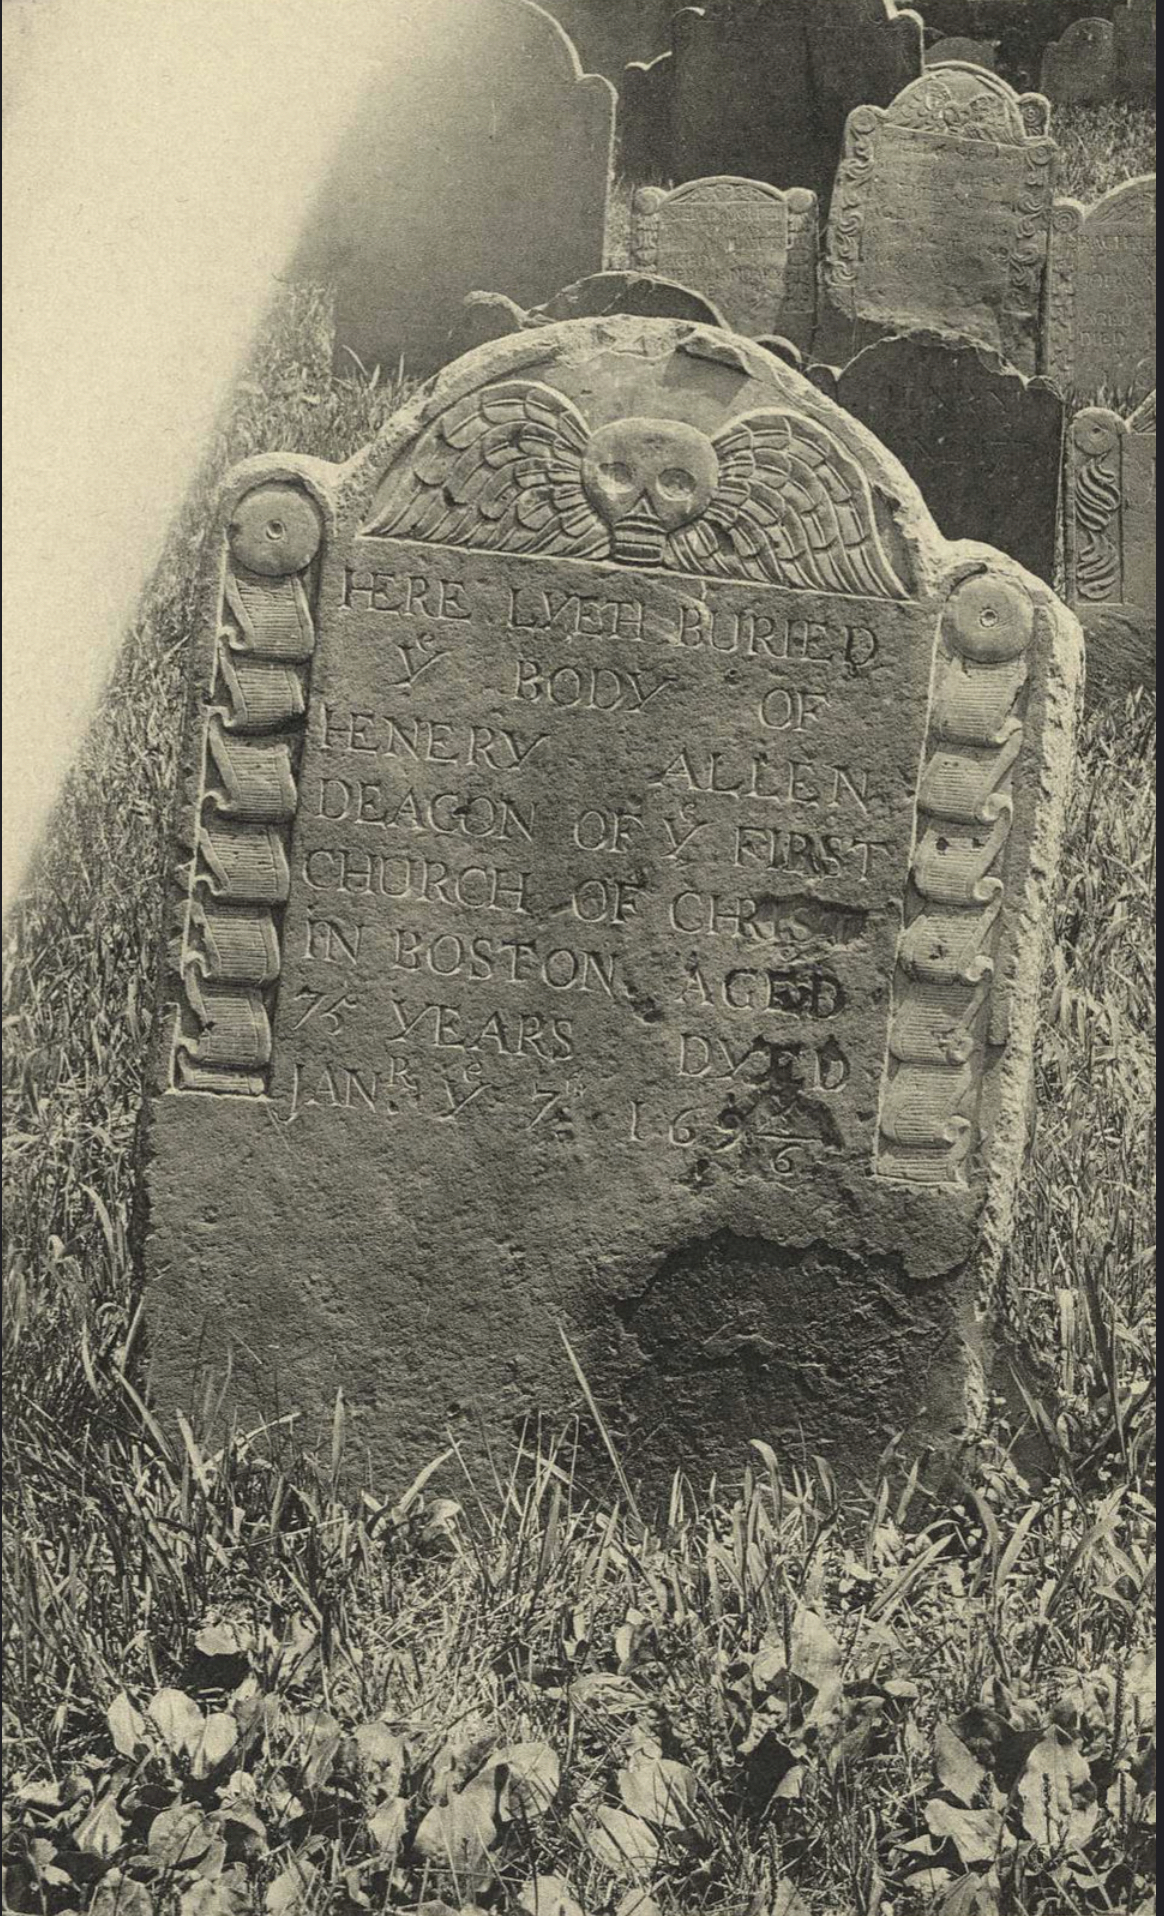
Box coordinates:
[1040,18,1116,105]
[1045,176,1156,403]
[1113,0,1156,101]
[142,316,1082,1491]
[926,35,997,69]
[812,330,1063,581]
[294,0,614,379]
[1064,393,1157,701]
[821,66,1057,374]
[461,273,726,353]
[632,179,819,351]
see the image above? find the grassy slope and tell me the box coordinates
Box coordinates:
[2,110,1156,1916]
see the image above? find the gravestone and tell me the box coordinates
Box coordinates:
[1045,177,1156,404]
[539,0,673,83]
[1113,0,1156,100]
[631,179,819,351]
[298,0,614,379]
[619,0,922,206]
[812,331,1063,581]
[822,67,1057,374]
[141,316,1081,1492]
[927,36,998,69]
[1064,394,1157,700]
[1040,18,1116,104]
[461,274,726,352]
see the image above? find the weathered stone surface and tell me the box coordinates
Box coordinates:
[462,274,726,353]
[1113,0,1156,101]
[926,36,997,70]
[1045,177,1156,404]
[1064,393,1156,701]
[822,67,1057,375]
[1040,18,1116,104]
[141,316,1081,1495]
[813,331,1063,581]
[539,0,673,84]
[618,0,922,204]
[300,0,614,379]
[632,179,818,351]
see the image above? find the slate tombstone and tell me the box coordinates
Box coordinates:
[1045,177,1156,404]
[822,66,1057,375]
[539,0,673,84]
[926,36,997,70]
[142,316,1081,1491]
[812,331,1063,582]
[631,179,819,352]
[1113,0,1156,100]
[302,0,614,380]
[1040,18,1116,105]
[1064,393,1157,700]
[619,0,922,206]
[461,274,727,353]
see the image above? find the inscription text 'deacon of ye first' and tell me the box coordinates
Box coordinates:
[272,541,933,1180]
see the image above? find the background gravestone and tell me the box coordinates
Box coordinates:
[812,331,1063,581]
[460,273,726,352]
[632,179,818,351]
[539,0,673,82]
[1113,0,1156,100]
[1064,393,1157,701]
[619,0,921,205]
[141,316,1081,1492]
[926,35,998,68]
[1040,18,1117,105]
[822,66,1057,375]
[1045,177,1156,403]
[294,0,614,380]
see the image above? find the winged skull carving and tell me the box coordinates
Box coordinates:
[365,381,907,600]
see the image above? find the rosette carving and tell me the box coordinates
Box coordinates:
[171,481,324,1094]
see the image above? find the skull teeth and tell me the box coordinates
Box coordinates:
[612,513,667,566]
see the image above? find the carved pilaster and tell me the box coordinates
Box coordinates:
[171,482,324,1094]
[877,571,1035,1185]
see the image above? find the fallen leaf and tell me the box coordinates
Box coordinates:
[485,1740,560,1818]
[107,1692,150,1759]
[189,1714,238,1781]
[74,1794,125,1862]
[148,1803,215,1871]
[367,1795,408,1851]
[925,1798,1005,1866]
[517,1874,585,1916]
[617,1755,699,1832]
[580,1806,658,1879]
[790,1609,843,1691]
[935,1722,988,1807]
[414,1777,497,1871]
[148,1689,205,1760]
[1018,1730,1098,1851]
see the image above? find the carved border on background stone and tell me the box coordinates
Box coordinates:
[1044,199,1083,389]
[169,481,325,1094]
[876,568,1036,1185]
[1064,394,1156,607]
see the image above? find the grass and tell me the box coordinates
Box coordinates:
[2,107,1157,1916]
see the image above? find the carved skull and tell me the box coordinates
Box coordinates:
[581,417,718,564]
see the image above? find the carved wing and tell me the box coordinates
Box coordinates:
[668,410,907,600]
[364,380,608,557]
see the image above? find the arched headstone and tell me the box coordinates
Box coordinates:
[926,36,998,70]
[296,0,614,380]
[632,179,819,351]
[1040,18,1116,104]
[1045,177,1156,404]
[823,66,1057,374]
[141,316,1081,1489]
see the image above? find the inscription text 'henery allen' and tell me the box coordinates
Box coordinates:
[270,540,933,1180]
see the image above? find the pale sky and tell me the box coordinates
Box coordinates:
[1,0,412,909]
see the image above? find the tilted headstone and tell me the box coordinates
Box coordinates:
[631,179,819,351]
[1113,0,1156,101]
[1064,394,1157,700]
[926,37,998,70]
[822,66,1057,375]
[1040,18,1116,105]
[619,0,921,206]
[812,331,1063,581]
[1045,177,1156,404]
[297,0,614,380]
[141,316,1081,1489]
[538,0,673,84]
[461,273,726,354]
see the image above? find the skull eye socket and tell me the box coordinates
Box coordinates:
[656,467,696,498]
[599,461,635,489]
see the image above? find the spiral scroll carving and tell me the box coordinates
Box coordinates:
[1068,410,1124,603]
[170,481,324,1094]
[876,572,1035,1185]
